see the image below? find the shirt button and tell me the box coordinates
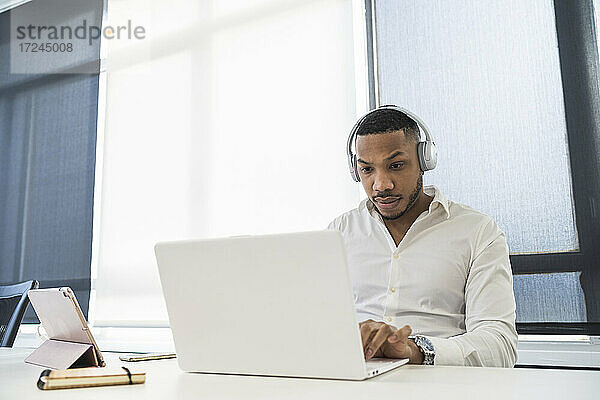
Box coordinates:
[393,254,399,259]
[386,317,392,323]
[390,287,396,293]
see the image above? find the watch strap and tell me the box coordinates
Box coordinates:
[409,335,435,365]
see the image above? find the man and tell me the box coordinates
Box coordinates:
[328,106,517,367]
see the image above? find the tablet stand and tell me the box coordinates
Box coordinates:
[25,339,101,370]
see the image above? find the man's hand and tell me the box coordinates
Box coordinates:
[359,320,424,364]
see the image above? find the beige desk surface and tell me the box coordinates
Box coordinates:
[2,348,599,399]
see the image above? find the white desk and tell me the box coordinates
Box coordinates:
[2,348,599,400]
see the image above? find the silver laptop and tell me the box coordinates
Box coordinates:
[154,230,408,380]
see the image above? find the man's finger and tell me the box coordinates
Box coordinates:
[358,319,375,329]
[360,322,378,349]
[399,325,412,337]
[387,325,412,343]
[364,324,394,359]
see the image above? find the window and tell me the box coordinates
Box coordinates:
[368,0,600,334]
[0,0,102,320]
[91,0,368,326]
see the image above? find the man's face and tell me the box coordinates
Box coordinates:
[355,130,423,220]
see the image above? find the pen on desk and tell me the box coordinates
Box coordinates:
[37,367,146,390]
[119,353,177,362]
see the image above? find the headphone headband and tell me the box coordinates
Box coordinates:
[347,105,437,182]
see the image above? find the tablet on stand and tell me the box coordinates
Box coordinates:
[25,287,105,370]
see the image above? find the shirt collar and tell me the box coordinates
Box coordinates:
[424,185,451,219]
[360,185,451,221]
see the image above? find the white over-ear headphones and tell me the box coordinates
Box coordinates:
[346,105,438,182]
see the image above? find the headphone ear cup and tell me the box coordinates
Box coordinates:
[352,155,361,182]
[417,141,427,172]
[418,141,438,172]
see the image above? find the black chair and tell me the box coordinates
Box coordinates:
[0,280,39,347]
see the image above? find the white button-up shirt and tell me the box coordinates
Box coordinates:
[328,186,517,367]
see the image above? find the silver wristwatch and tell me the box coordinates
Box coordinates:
[409,335,435,365]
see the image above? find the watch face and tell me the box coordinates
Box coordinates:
[420,338,434,352]
[414,336,435,365]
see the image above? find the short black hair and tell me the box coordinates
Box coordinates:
[355,109,420,143]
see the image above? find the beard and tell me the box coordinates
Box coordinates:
[373,175,423,221]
